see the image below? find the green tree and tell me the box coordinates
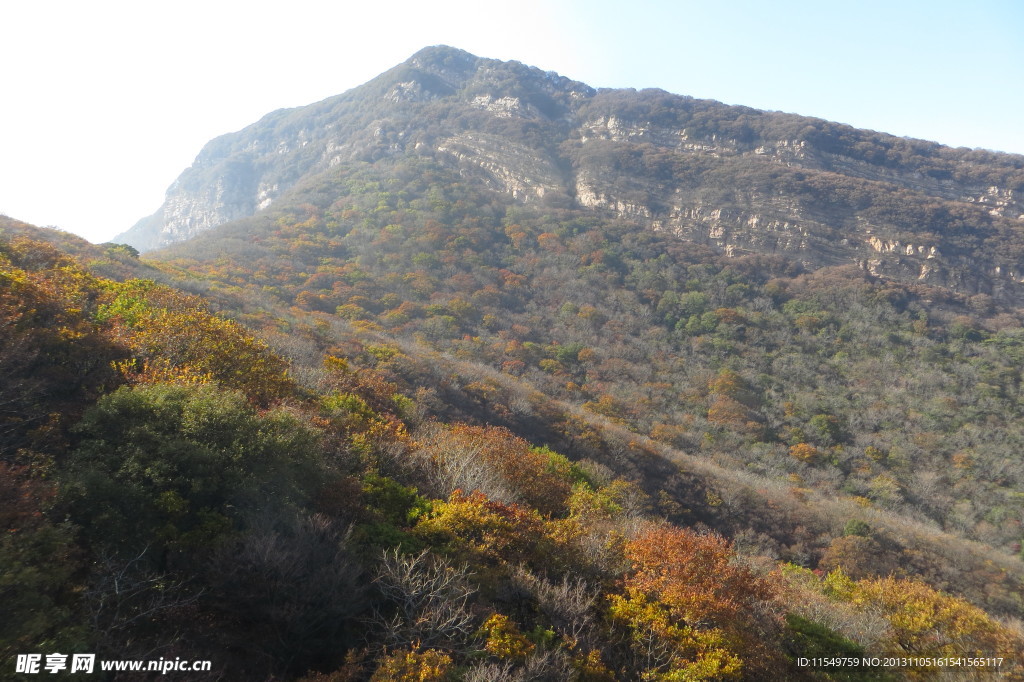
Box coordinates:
[59,383,324,559]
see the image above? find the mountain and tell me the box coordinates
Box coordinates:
[9,47,1024,679]
[134,50,1024,599]
[121,45,1024,302]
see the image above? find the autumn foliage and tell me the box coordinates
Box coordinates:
[610,525,786,679]
[6,210,1024,679]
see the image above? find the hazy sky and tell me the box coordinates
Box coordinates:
[2,0,1022,243]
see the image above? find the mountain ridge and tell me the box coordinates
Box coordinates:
[120,46,1024,304]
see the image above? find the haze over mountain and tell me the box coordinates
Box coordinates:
[121,46,1024,303]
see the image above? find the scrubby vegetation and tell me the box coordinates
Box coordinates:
[10,46,1024,681]
[6,196,1024,680]
[160,160,1024,583]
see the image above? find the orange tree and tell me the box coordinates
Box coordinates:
[609,525,787,679]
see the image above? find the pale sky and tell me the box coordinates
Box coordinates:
[2,0,1022,243]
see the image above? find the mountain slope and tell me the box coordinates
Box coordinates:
[9,199,1024,677]
[123,46,1024,303]
[133,50,1024,605]
[8,41,1024,679]
[143,155,1024,619]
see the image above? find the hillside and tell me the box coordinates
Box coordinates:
[7,46,1024,680]
[151,149,1024,575]
[5,217,1024,680]
[123,46,1024,303]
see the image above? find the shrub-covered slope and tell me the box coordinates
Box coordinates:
[155,159,1024,584]
[5,222,1024,679]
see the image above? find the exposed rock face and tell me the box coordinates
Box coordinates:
[437,133,563,201]
[119,46,1024,302]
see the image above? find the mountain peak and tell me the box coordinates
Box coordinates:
[392,44,482,94]
[406,44,478,68]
